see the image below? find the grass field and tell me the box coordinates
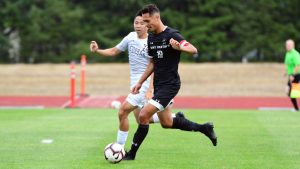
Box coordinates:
[0,108,299,169]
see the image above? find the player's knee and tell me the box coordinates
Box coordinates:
[118,107,130,120]
[160,121,172,128]
[160,123,169,128]
[138,111,149,124]
[138,114,147,124]
[134,117,140,124]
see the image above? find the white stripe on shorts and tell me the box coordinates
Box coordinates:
[149,99,164,111]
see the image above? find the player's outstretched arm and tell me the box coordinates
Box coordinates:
[169,38,198,55]
[90,41,121,57]
[132,59,154,94]
[145,73,154,100]
[290,64,300,81]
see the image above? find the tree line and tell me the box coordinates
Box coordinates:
[0,0,299,63]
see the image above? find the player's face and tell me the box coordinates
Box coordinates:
[286,40,294,51]
[142,13,158,32]
[134,16,148,36]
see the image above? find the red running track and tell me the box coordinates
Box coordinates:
[0,96,69,108]
[0,95,294,110]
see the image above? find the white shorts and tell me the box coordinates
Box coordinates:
[126,92,148,109]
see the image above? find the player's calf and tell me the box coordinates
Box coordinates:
[172,114,217,146]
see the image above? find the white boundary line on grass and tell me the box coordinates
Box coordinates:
[258,107,294,111]
[41,139,54,144]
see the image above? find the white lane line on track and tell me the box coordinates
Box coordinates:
[0,106,44,109]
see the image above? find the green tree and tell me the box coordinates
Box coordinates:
[1,0,300,63]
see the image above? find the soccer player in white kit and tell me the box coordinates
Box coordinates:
[90,10,180,147]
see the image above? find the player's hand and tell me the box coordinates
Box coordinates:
[90,41,99,52]
[169,38,180,50]
[131,83,142,94]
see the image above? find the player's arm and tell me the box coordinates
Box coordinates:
[290,54,300,81]
[294,65,300,74]
[169,38,198,55]
[90,41,121,57]
[132,59,154,94]
[290,64,300,81]
[145,73,154,100]
[293,54,300,75]
[138,59,154,84]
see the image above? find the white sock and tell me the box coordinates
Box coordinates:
[152,113,176,123]
[152,113,160,123]
[117,130,128,147]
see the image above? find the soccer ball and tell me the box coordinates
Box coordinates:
[104,143,125,163]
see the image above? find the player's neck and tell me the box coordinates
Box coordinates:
[138,33,148,39]
[154,21,166,34]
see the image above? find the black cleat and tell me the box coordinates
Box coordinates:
[203,122,217,146]
[175,111,185,118]
[123,151,135,160]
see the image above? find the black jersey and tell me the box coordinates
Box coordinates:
[148,27,185,86]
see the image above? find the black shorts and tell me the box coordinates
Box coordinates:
[149,85,180,111]
[287,74,300,96]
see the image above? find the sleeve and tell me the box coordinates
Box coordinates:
[115,33,130,52]
[294,52,300,65]
[172,32,185,44]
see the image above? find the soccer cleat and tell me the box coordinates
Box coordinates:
[175,111,185,118]
[123,150,135,160]
[203,122,217,146]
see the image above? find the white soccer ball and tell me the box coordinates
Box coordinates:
[104,143,125,163]
[111,100,121,109]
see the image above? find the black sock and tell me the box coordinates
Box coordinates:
[172,116,205,133]
[130,124,149,156]
[291,98,299,110]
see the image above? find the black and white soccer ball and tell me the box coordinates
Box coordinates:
[104,143,125,163]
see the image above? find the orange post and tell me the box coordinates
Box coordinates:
[69,61,76,108]
[80,55,87,97]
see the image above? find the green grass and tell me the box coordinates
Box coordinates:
[0,108,299,169]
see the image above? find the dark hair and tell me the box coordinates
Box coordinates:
[135,9,143,17]
[141,4,160,15]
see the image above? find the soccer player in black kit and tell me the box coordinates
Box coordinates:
[124,4,217,160]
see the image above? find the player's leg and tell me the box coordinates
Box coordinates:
[290,98,299,111]
[150,111,179,123]
[288,77,299,111]
[149,100,181,123]
[124,100,184,160]
[155,99,217,146]
[117,100,137,147]
[131,94,180,124]
[123,103,158,160]
[133,108,140,124]
[156,106,173,127]
[131,90,159,123]
[168,111,217,146]
[132,102,179,124]
[150,113,159,123]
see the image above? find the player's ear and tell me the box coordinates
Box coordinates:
[155,13,160,21]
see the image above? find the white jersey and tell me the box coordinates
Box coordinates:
[116,32,150,92]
